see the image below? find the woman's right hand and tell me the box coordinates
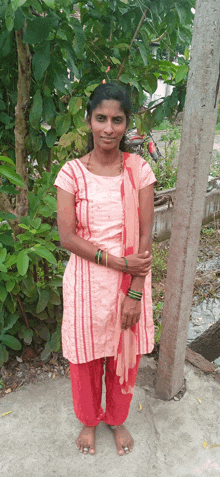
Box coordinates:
[122,252,153,276]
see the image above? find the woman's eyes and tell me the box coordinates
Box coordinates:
[96,116,123,123]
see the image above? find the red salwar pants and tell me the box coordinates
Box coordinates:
[69,354,142,427]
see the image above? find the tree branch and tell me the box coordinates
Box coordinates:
[17,295,30,329]
[115,6,149,81]
[15,28,31,218]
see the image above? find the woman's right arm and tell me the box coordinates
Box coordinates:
[57,187,124,271]
[57,187,151,276]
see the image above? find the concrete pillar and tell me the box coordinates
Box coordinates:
[155,0,220,400]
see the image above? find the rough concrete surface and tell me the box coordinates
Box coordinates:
[1,356,220,477]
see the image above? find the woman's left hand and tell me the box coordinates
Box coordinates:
[121,295,141,330]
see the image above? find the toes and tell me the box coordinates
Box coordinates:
[117,445,124,456]
[89,446,96,454]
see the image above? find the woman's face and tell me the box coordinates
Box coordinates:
[88,99,128,152]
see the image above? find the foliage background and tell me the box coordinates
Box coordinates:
[0,0,195,366]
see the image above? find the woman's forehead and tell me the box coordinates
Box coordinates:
[92,99,125,115]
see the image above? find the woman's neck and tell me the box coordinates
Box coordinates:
[92,146,122,167]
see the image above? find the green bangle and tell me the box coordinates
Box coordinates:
[122,257,128,271]
[95,249,102,264]
[127,292,141,301]
[128,288,142,297]
[99,250,103,265]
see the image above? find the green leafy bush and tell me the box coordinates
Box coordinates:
[0,162,68,367]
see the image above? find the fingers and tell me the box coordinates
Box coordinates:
[121,314,141,330]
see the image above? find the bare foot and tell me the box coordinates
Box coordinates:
[76,425,96,454]
[110,425,134,455]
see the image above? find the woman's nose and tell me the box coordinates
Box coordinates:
[104,119,113,134]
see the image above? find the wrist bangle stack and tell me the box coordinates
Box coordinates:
[127,287,143,301]
[95,249,108,267]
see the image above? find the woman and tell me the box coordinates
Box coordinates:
[54,83,157,456]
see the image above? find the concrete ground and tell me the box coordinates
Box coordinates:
[1,355,220,477]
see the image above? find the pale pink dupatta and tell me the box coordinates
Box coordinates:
[113,153,140,395]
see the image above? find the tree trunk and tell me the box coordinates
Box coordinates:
[14,28,31,218]
[155,0,220,400]
[188,320,220,362]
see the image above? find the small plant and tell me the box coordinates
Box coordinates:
[152,243,168,283]
[201,226,216,237]
[155,322,162,344]
[153,302,163,344]
[144,121,181,191]
[210,151,220,178]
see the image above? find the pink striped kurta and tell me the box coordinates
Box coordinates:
[54,154,157,365]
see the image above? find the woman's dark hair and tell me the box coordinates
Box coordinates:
[86,83,131,153]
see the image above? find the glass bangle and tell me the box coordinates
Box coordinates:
[127,293,141,301]
[128,288,142,297]
[99,250,103,265]
[95,249,102,264]
[122,257,128,271]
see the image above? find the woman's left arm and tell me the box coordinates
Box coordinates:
[130,183,155,291]
[121,183,155,330]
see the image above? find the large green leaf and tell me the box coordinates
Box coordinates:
[175,65,189,84]
[138,43,148,66]
[119,74,130,84]
[141,74,157,96]
[46,129,57,148]
[43,97,56,124]
[0,212,17,221]
[43,0,55,8]
[0,248,7,263]
[0,184,19,195]
[12,0,28,11]
[49,329,61,352]
[0,334,22,350]
[5,4,14,31]
[29,90,43,130]
[0,285,7,302]
[56,113,71,136]
[36,288,50,314]
[66,47,80,79]
[49,289,61,305]
[31,245,57,264]
[0,232,15,247]
[40,341,51,360]
[23,16,54,44]
[70,16,85,59]
[69,97,82,116]
[17,250,29,276]
[0,155,15,168]
[3,312,19,331]
[0,343,8,367]
[0,166,25,187]
[32,43,51,81]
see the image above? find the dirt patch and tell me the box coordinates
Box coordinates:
[0,349,70,398]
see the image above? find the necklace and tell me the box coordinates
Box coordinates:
[87,150,124,175]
